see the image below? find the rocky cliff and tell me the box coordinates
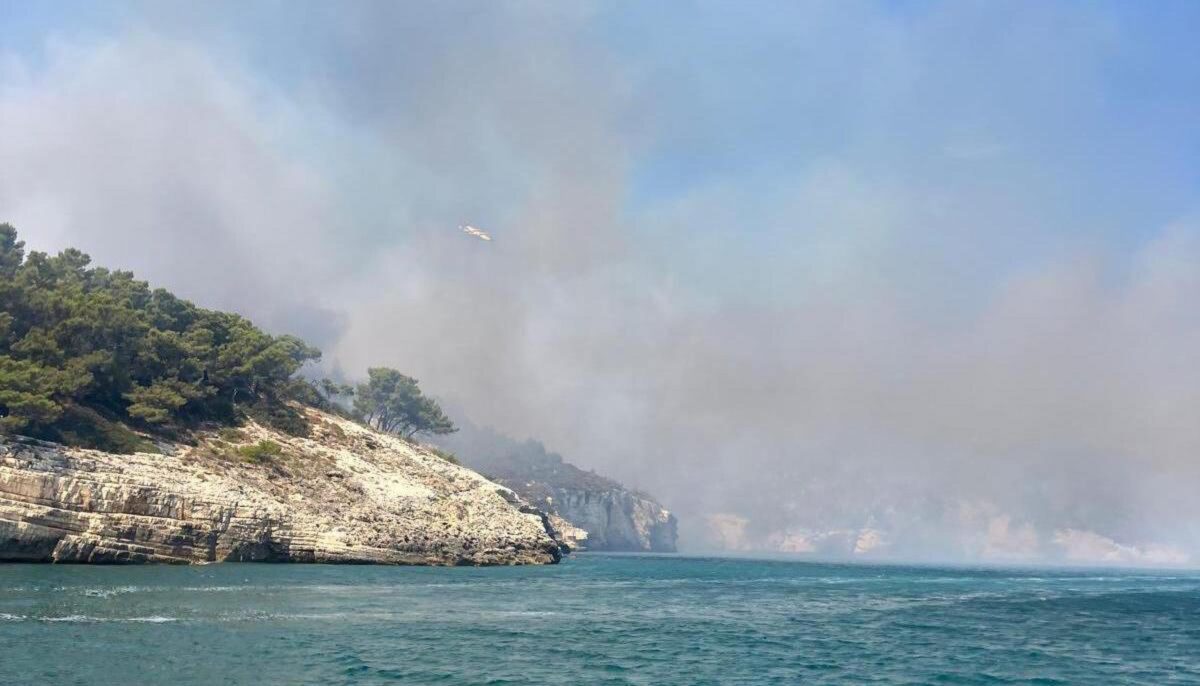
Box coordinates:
[0,409,562,565]
[529,483,678,552]
[434,422,678,552]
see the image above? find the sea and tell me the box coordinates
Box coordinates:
[0,553,1197,685]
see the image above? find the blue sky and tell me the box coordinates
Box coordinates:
[5,1,1196,259]
[3,1,1200,563]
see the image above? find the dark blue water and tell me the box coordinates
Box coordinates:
[1,554,1197,685]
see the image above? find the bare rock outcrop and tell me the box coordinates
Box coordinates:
[546,513,590,551]
[549,487,677,552]
[436,421,679,552]
[0,410,562,565]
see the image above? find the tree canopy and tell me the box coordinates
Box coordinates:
[0,224,457,451]
[353,367,456,439]
[0,224,319,448]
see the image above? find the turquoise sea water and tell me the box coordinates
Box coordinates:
[1,554,1197,685]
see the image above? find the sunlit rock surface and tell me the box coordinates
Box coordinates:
[548,487,677,552]
[0,410,561,565]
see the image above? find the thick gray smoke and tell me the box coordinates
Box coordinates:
[3,1,1199,565]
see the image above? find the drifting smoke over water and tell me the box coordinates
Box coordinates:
[3,1,1200,564]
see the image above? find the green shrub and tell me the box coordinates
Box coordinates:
[426,446,460,465]
[237,440,283,464]
[52,405,158,455]
[246,399,310,438]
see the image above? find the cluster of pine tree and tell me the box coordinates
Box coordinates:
[0,224,454,452]
[350,367,455,439]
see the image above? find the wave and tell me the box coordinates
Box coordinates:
[0,614,179,623]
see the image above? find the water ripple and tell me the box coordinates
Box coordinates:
[1,555,1197,685]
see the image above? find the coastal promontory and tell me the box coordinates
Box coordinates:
[0,225,561,565]
[0,409,562,565]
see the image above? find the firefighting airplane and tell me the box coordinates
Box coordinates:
[460,224,492,241]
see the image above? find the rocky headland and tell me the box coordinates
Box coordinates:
[436,423,678,552]
[0,409,563,565]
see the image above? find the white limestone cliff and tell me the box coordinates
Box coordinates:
[0,409,562,565]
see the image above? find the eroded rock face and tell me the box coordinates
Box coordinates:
[551,488,678,552]
[434,423,679,552]
[0,411,562,566]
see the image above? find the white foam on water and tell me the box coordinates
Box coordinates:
[42,615,93,622]
[126,616,178,623]
[36,615,179,623]
[81,586,147,598]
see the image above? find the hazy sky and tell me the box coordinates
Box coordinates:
[3,1,1199,565]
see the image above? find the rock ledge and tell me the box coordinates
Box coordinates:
[0,410,562,565]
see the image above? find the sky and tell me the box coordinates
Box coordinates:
[3,0,1200,565]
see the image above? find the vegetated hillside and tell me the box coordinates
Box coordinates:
[0,224,453,452]
[0,224,563,566]
[434,419,678,553]
[0,226,320,449]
